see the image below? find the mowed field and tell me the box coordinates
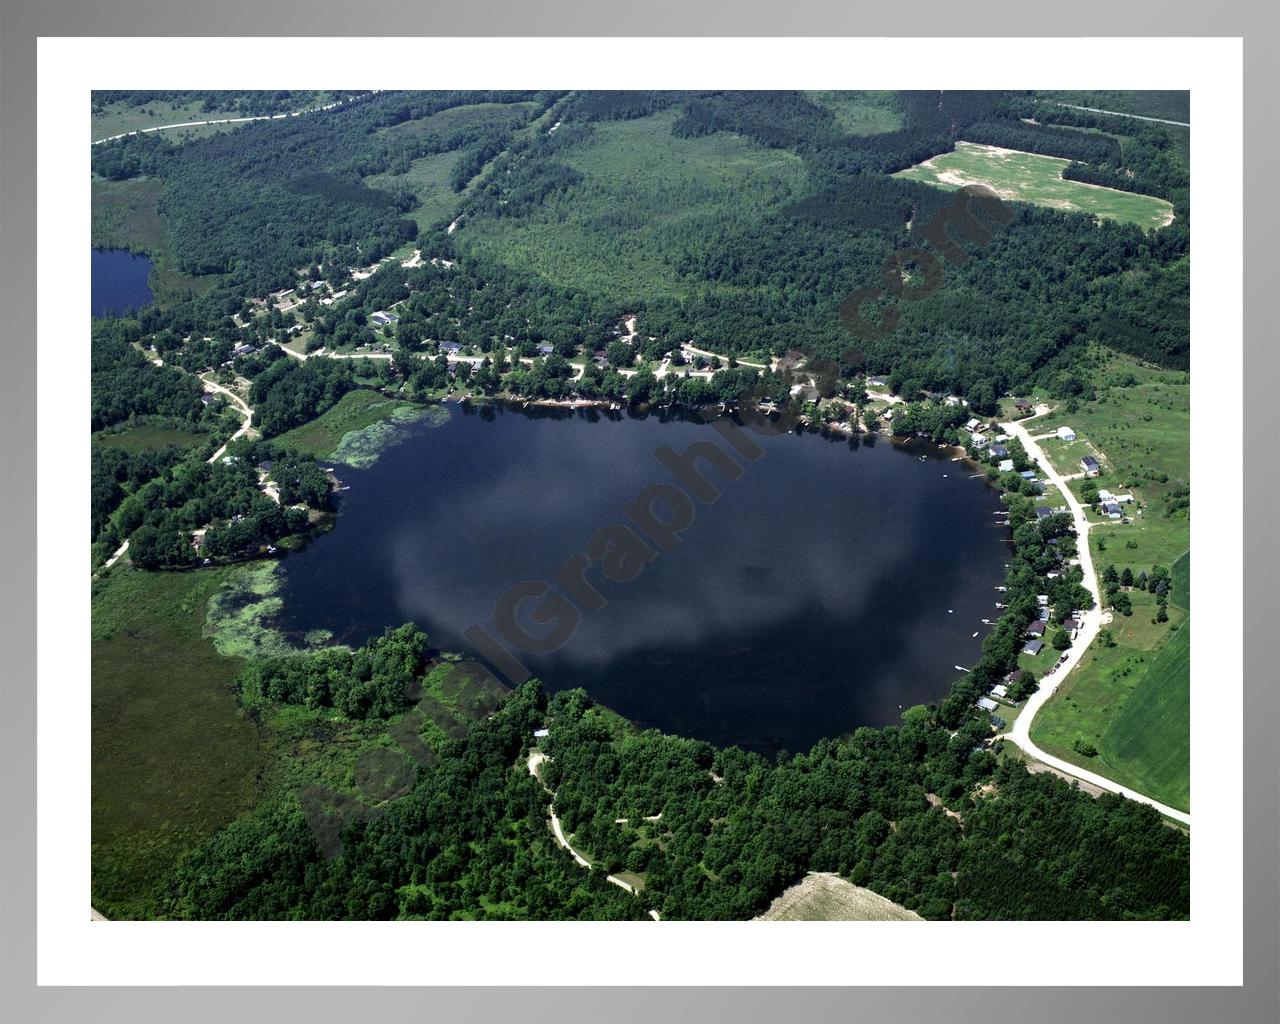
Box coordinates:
[756,873,922,921]
[1029,354,1190,812]
[457,109,809,307]
[92,567,266,918]
[894,141,1174,230]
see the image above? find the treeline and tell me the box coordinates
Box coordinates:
[961,119,1122,164]
[250,357,355,437]
[167,677,1189,921]
[240,624,428,720]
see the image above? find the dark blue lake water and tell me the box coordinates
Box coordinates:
[92,248,153,317]
[274,404,1011,754]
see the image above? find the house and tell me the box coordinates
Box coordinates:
[1056,426,1077,441]
[867,375,888,388]
[1038,606,1051,622]
[536,342,555,356]
[970,432,989,448]
[1035,506,1053,520]
[998,459,1015,473]
[1005,669,1025,685]
[439,341,463,355]
[1102,502,1122,520]
[1062,617,1080,631]
[990,683,1009,700]
[976,697,999,712]
[1037,594,1049,606]
[1022,639,1044,655]
[532,728,549,738]
[1081,455,1100,476]
[966,417,983,431]
[1014,398,1031,411]
[1020,470,1037,481]
[370,311,392,325]
[990,444,1009,459]
[1026,621,1046,638]
[233,343,256,356]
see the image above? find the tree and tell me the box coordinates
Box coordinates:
[1120,567,1134,587]
[1051,629,1072,652]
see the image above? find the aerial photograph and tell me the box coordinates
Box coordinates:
[89,89,1191,922]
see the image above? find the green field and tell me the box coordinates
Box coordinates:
[894,141,1174,230]
[458,109,809,306]
[92,421,208,453]
[92,99,251,143]
[376,101,537,140]
[270,388,420,461]
[365,150,470,229]
[806,90,904,135]
[1028,355,1189,811]
[91,177,219,302]
[92,567,267,918]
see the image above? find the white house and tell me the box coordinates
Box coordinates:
[998,459,1015,473]
[1056,426,1077,441]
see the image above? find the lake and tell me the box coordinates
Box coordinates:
[273,403,1011,754]
[92,248,153,317]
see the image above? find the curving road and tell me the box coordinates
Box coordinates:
[91,92,380,146]
[999,410,1191,826]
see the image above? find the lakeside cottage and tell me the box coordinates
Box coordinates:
[990,683,1009,700]
[1022,639,1044,655]
[1026,621,1046,638]
[976,697,999,712]
[998,458,1014,473]
[990,444,1009,459]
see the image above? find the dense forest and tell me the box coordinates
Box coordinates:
[168,675,1189,921]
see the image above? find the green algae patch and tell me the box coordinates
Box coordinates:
[328,403,450,468]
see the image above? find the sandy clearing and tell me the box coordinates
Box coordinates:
[757,873,921,921]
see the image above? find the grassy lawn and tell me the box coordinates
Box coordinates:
[1028,354,1189,811]
[270,388,418,460]
[806,91,904,135]
[92,567,267,918]
[92,421,208,453]
[894,141,1174,230]
[91,177,220,302]
[458,109,809,307]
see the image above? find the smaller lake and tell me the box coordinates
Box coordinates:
[92,249,153,318]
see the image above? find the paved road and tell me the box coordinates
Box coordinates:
[91,92,379,146]
[999,411,1191,826]
[1055,102,1190,129]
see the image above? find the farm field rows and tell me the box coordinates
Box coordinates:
[894,141,1174,230]
[1027,355,1190,811]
